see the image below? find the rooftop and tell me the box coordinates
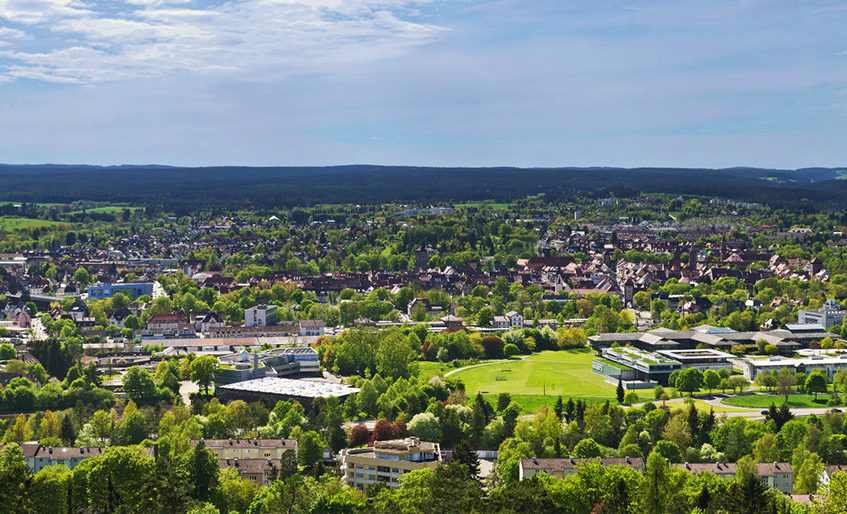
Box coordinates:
[218,377,359,398]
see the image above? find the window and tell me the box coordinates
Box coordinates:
[264,452,271,458]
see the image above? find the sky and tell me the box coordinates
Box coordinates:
[0,0,846,168]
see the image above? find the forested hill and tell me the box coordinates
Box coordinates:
[1,164,846,209]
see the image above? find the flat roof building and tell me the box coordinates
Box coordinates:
[741,355,847,380]
[216,377,358,409]
[341,437,441,492]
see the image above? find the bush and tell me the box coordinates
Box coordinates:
[503,344,519,358]
[623,391,639,405]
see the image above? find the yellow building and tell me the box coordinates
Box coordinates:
[192,438,297,460]
[341,437,441,492]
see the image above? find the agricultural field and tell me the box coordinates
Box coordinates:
[450,357,616,397]
[0,217,66,230]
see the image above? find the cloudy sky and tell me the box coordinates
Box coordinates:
[0,0,846,168]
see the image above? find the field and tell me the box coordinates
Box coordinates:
[524,348,597,363]
[66,206,142,215]
[449,357,615,397]
[454,202,513,210]
[0,217,66,230]
[418,360,502,377]
[722,394,834,409]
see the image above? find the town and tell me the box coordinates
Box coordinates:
[0,192,846,513]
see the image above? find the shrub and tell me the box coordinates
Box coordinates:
[503,344,519,358]
[623,391,639,405]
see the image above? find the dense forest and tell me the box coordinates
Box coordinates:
[1,165,847,210]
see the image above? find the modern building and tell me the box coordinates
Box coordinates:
[740,354,847,380]
[341,437,441,492]
[87,282,154,300]
[589,325,830,356]
[597,347,682,385]
[798,300,847,328]
[216,377,358,409]
[519,457,644,480]
[216,347,321,384]
[656,349,734,373]
[245,304,278,327]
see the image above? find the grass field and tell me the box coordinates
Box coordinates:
[0,217,66,230]
[683,399,756,414]
[722,394,835,409]
[66,206,142,215]
[418,360,503,377]
[485,394,616,413]
[450,358,616,397]
[524,348,597,363]
[454,202,513,210]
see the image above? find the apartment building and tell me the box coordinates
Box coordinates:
[341,437,441,492]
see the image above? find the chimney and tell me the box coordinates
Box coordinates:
[625,457,630,464]
[234,458,239,467]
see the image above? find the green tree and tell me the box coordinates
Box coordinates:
[188,440,221,504]
[298,430,324,467]
[643,451,669,514]
[703,369,720,395]
[122,366,157,402]
[674,367,703,396]
[73,267,90,287]
[806,371,828,400]
[85,446,157,513]
[190,355,219,395]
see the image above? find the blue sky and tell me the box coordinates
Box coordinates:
[0,0,846,168]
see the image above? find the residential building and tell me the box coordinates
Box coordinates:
[194,438,298,461]
[341,437,441,491]
[245,304,278,327]
[673,462,793,493]
[147,313,186,331]
[219,458,281,486]
[493,310,524,330]
[519,457,644,480]
[299,319,325,336]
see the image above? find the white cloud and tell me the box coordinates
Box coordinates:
[0,26,31,40]
[0,0,445,83]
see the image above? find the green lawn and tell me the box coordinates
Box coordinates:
[454,202,513,210]
[418,359,502,377]
[450,358,616,397]
[485,394,616,413]
[685,399,756,414]
[0,217,66,230]
[66,206,142,215]
[722,394,834,409]
[524,348,597,363]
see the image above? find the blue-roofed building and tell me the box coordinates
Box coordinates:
[87,282,154,300]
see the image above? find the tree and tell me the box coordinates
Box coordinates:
[86,446,157,513]
[376,330,416,380]
[476,307,493,327]
[643,451,669,514]
[806,371,828,400]
[674,368,703,396]
[616,379,625,403]
[0,343,15,360]
[122,366,157,402]
[651,440,683,463]
[298,430,324,467]
[0,443,32,512]
[349,423,370,447]
[188,440,220,504]
[497,393,512,413]
[73,267,90,287]
[703,369,720,395]
[794,452,824,494]
[819,470,847,514]
[777,370,797,403]
[190,355,219,395]
[573,438,602,458]
[503,344,519,358]
[452,439,480,480]
[408,412,442,443]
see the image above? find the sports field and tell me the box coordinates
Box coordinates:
[524,348,597,363]
[450,358,616,397]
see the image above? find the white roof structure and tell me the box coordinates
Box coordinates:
[218,377,359,399]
